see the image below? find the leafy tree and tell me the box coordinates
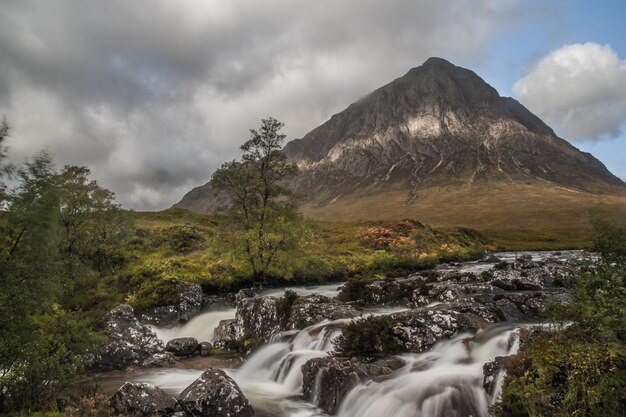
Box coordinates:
[0,152,128,412]
[54,165,132,298]
[212,117,302,281]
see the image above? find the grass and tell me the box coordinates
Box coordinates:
[298,181,626,250]
[113,210,487,312]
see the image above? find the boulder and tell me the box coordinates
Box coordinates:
[110,382,177,417]
[141,352,178,368]
[302,356,405,414]
[140,282,204,326]
[233,295,280,340]
[483,356,514,397]
[198,341,213,356]
[178,368,254,417]
[214,319,236,341]
[94,304,164,370]
[166,337,199,356]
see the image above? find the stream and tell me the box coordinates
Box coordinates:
[94,250,585,417]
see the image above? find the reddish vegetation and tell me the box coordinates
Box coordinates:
[358,221,416,249]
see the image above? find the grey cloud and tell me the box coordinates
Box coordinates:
[1,0,542,210]
[513,43,626,141]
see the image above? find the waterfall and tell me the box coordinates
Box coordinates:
[236,319,348,395]
[336,326,521,417]
[150,308,236,343]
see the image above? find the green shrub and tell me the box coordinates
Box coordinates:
[334,316,404,356]
[164,225,206,254]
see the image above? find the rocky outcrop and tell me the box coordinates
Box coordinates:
[216,291,362,345]
[177,368,254,417]
[165,337,199,357]
[110,382,177,417]
[93,304,164,370]
[302,356,406,414]
[233,295,280,340]
[340,254,577,311]
[140,282,204,327]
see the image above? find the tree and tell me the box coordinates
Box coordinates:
[0,153,125,412]
[212,117,301,281]
[54,165,132,298]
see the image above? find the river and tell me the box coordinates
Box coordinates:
[93,250,585,416]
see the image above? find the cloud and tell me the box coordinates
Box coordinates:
[513,43,626,142]
[0,0,534,210]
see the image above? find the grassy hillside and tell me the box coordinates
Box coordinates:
[113,209,487,312]
[299,182,626,250]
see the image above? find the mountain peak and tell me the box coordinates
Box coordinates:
[176,59,624,217]
[420,56,455,68]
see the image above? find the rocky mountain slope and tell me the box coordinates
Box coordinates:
[175,58,626,238]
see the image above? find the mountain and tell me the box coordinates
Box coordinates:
[175,58,626,244]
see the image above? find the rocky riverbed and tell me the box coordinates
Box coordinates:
[91,250,590,416]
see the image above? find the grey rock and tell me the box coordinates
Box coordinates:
[166,337,199,357]
[302,356,406,414]
[198,342,213,356]
[214,319,236,341]
[140,282,204,327]
[483,356,514,397]
[110,382,177,417]
[141,352,179,368]
[93,304,164,371]
[233,295,280,340]
[178,368,254,417]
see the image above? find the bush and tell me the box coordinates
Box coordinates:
[164,225,206,254]
[334,316,404,356]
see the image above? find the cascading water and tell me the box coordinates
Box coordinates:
[103,253,581,416]
[150,308,236,343]
[236,319,349,394]
[335,324,522,417]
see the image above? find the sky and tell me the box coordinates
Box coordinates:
[0,0,624,210]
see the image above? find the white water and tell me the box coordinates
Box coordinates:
[150,308,236,343]
[257,283,343,298]
[336,325,521,417]
[132,318,523,417]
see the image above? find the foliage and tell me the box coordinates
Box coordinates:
[211,117,302,281]
[0,151,129,413]
[276,290,299,328]
[164,224,206,254]
[334,316,404,356]
[493,223,626,417]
